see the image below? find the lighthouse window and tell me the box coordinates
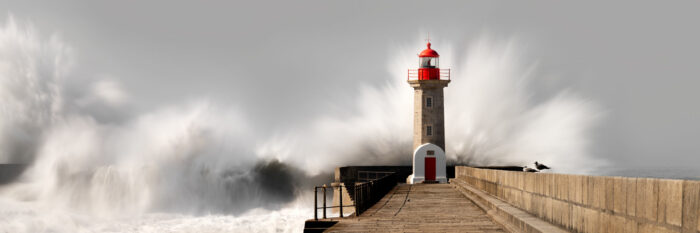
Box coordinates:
[426,126,433,136]
[426,97,433,108]
[420,57,438,68]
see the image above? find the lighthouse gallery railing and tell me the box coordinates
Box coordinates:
[407,68,450,81]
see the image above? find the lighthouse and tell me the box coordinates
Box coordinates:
[407,42,449,184]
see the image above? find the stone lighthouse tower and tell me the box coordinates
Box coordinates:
[407,42,449,184]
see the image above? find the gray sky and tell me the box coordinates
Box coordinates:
[2,0,699,168]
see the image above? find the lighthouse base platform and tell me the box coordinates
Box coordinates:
[407,143,448,184]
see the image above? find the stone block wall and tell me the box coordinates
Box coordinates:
[408,79,449,151]
[454,166,700,233]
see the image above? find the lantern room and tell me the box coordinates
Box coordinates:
[419,42,439,68]
[408,42,450,81]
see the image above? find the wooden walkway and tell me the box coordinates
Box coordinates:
[326,184,507,232]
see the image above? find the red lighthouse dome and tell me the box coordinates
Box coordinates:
[408,42,450,82]
[408,42,449,81]
[419,42,439,57]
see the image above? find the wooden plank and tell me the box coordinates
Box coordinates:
[327,184,507,232]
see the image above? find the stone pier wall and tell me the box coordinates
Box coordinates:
[454,166,700,233]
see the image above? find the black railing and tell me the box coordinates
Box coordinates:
[352,172,397,215]
[314,184,354,220]
[357,170,394,182]
[313,171,398,220]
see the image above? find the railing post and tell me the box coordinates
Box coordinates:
[314,187,318,221]
[358,184,362,217]
[360,184,364,213]
[339,185,343,218]
[354,185,358,217]
[322,184,327,219]
[369,181,373,202]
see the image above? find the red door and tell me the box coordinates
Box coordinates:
[425,157,436,181]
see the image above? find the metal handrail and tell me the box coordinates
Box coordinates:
[312,171,398,220]
[407,68,451,81]
[357,171,394,181]
[352,172,397,216]
[441,69,451,80]
[314,184,353,220]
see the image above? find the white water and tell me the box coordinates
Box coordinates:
[0,17,604,232]
[262,37,605,175]
[0,195,310,233]
[445,37,605,173]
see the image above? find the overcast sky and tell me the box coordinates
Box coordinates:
[1,0,699,169]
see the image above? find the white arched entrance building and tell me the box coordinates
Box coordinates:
[407,143,447,184]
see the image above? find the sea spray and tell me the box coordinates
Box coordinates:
[0,17,319,226]
[262,37,605,175]
[0,16,604,232]
[445,37,605,173]
[0,16,72,164]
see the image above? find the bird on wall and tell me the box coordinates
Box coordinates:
[535,161,551,170]
[523,166,539,173]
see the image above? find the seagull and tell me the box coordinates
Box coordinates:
[535,161,550,170]
[523,166,539,173]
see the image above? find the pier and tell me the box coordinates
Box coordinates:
[305,166,700,233]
